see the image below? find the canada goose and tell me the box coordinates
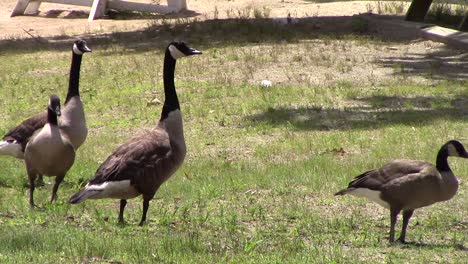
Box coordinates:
[69,42,202,226]
[0,39,90,184]
[335,140,467,243]
[0,39,91,159]
[25,95,75,207]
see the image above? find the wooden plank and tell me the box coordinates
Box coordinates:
[459,13,468,31]
[168,0,186,10]
[10,0,31,16]
[24,1,42,14]
[12,0,93,17]
[107,0,176,14]
[42,0,93,6]
[11,0,187,20]
[88,0,107,21]
[421,25,468,51]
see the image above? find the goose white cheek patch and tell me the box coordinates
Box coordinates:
[447,144,458,156]
[73,44,83,55]
[168,45,185,59]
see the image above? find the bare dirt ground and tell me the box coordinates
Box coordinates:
[1,0,382,39]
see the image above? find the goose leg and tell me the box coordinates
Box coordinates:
[139,198,150,226]
[397,210,414,243]
[118,199,127,224]
[389,207,400,243]
[50,175,64,203]
[28,173,37,208]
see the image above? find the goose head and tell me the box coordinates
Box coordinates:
[48,94,62,117]
[168,41,202,60]
[72,39,92,55]
[443,140,468,158]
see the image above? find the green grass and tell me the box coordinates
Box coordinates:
[0,17,467,263]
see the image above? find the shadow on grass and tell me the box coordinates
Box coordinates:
[0,180,12,188]
[26,8,200,20]
[2,14,467,80]
[377,50,468,81]
[247,95,468,131]
[0,15,410,54]
[400,241,467,251]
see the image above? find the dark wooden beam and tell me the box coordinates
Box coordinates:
[405,0,433,22]
[459,13,468,31]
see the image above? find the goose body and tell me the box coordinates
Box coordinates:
[0,113,46,159]
[335,140,467,243]
[26,124,75,177]
[70,42,201,226]
[25,95,75,207]
[79,118,185,201]
[0,40,91,160]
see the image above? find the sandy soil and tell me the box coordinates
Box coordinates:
[0,0,379,39]
[2,0,467,88]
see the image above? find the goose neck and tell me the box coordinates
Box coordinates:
[47,108,58,126]
[436,148,450,173]
[66,53,83,104]
[160,50,180,121]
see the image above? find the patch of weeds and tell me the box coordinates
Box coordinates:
[371,1,408,15]
[253,6,271,19]
[427,1,466,28]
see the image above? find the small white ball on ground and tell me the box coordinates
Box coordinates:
[261,80,272,87]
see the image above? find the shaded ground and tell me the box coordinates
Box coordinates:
[1,0,392,39]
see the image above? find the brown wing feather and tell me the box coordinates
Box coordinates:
[3,113,47,152]
[88,129,171,185]
[345,160,431,191]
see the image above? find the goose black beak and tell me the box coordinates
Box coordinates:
[55,107,61,117]
[83,45,92,53]
[188,48,202,56]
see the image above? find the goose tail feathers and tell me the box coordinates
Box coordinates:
[334,188,351,196]
[0,140,23,158]
[69,189,101,204]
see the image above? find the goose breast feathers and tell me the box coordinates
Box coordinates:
[25,125,75,176]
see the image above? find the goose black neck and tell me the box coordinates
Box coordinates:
[47,108,58,126]
[65,52,83,104]
[436,147,450,172]
[160,49,180,121]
